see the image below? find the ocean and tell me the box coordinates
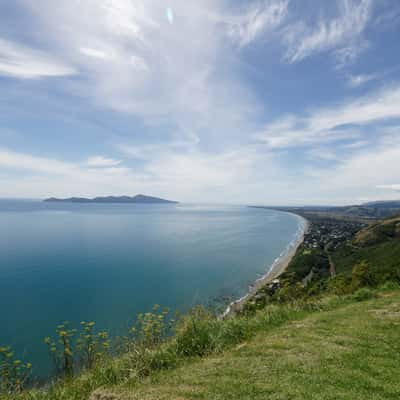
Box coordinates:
[0,200,303,376]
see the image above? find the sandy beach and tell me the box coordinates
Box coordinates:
[222,214,309,317]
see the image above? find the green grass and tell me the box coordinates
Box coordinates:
[1,302,318,400]
[5,288,399,400]
[108,289,400,400]
[331,216,400,284]
[332,239,400,282]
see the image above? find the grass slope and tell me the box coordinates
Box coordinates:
[281,215,400,287]
[333,216,400,282]
[97,290,400,400]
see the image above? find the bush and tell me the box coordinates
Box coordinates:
[44,322,76,378]
[174,307,216,357]
[351,288,376,302]
[327,275,352,295]
[44,321,110,378]
[379,281,400,291]
[306,279,327,297]
[350,261,374,291]
[214,317,252,350]
[127,305,171,350]
[273,281,306,303]
[119,346,178,379]
[147,347,178,373]
[0,347,31,394]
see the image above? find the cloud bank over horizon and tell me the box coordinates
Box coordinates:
[0,0,400,205]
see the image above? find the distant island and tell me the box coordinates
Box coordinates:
[44,194,178,204]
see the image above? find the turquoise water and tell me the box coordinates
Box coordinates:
[0,200,301,376]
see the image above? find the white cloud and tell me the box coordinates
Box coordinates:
[376,184,400,192]
[226,0,289,46]
[129,55,148,71]
[0,38,76,79]
[309,84,400,131]
[0,147,76,174]
[342,140,369,149]
[306,147,338,161]
[328,140,400,189]
[348,73,376,87]
[80,47,108,59]
[86,156,122,167]
[6,0,261,154]
[0,147,149,197]
[288,133,400,204]
[284,0,372,65]
[117,132,200,160]
[256,84,400,149]
[3,139,399,205]
[0,148,128,176]
[0,144,290,203]
[373,5,400,28]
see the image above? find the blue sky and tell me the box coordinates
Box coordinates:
[0,0,400,205]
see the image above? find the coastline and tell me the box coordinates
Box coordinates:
[222,212,309,318]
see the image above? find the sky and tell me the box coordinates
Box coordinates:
[0,0,400,205]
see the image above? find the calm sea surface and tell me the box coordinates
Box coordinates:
[0,200,302,376]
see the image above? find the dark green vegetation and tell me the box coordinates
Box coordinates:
[44,195,178,204]
[332,216,400,283]
[244,214,400,310]
[1,215,399,399]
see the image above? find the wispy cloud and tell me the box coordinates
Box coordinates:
[328,139,400,189]
[118,132,200,161]
[283,0,372,65]
[0,148,126,176]
[0,145,286,203]
[256,83,400,149]
[226,0,288,46]
[86,156,122,167]
[376,184,400,192]
[0,38,76,79]
[13,0,259,146]
[347,73,376,87]
[80,47,108,60]
[0,147,148,197]
[342,139,369,149]
[0,147,77,174]
[373,4,400,28]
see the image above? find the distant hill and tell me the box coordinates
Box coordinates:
[354,215,400,247]
[44,194,178,204]
[362,200,400,209]
[262,200,400,220]
[255,212,400,296]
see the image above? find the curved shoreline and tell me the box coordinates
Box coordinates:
[221,212,309,318]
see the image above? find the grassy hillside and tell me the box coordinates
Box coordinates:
[332,216,400,283]
[110,290,400,400]
[266,203,400,220]
[354,216,400,246]
[3,288,399,400]
[276,215,400,292]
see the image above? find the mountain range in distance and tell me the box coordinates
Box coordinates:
[261,199,400,220]
[44,194,178,204]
